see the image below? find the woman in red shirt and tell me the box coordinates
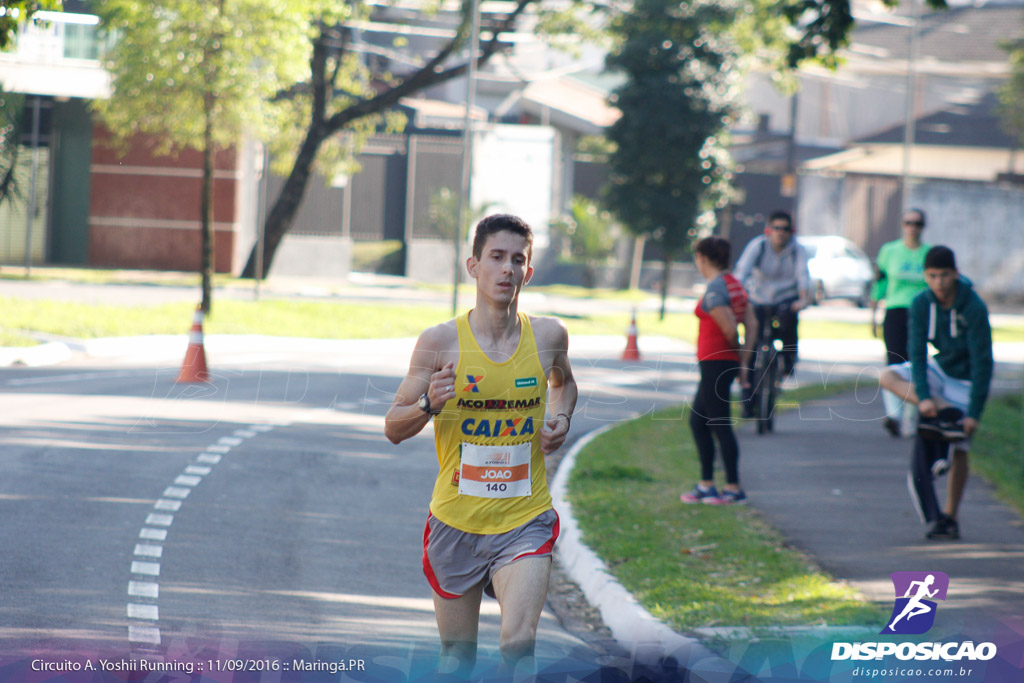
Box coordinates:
[681,237,758,505]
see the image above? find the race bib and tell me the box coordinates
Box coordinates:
[458,442,532,499]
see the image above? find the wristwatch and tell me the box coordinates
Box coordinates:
[418,392,441,415]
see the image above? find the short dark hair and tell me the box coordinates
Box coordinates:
[924,245,957,271]
[694,236,731,270]
[472,214,534,261]
[904,208,927,227]
[768,210,792,227]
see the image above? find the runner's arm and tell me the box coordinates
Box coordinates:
[385,326,456,444]
[540,319,577,454]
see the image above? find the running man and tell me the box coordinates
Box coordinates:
[888,574,939,631]
[385,214,578,677]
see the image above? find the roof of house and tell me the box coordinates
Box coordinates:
[849,1,1024,65]
[800,143,1021,181]
[517,75,620,135]
[855,90,1016,148]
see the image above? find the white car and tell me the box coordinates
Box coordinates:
[797,235,875,307]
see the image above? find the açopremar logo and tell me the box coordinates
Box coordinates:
[880,571,949,635]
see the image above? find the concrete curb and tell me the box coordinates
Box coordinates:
[550,424,739,676]
[0,341,73,367]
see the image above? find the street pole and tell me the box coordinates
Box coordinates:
[900,0,920,212]
[24,95,41,277]
[454,0,481,317]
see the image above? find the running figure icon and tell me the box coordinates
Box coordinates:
[888,574,939,631]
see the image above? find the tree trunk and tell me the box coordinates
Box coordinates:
[241,124,325,279]
[200,105,215,314]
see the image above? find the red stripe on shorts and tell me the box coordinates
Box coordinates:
[512,510,561,561]
[422,513,461,600]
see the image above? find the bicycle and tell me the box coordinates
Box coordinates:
[749,302,792,434]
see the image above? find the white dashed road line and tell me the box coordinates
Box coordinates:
[126,423,284,648]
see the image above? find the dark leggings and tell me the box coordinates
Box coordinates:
[883,307,910,366]
[689,360,741,485]
[909,435,947,524]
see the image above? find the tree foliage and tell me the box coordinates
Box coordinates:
[94,0,343,312]
[997,38,1024,148]
[0,0,61,50]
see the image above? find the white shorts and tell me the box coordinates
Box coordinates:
[890,359,973,449]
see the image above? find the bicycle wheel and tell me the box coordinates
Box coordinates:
[753,345,769,434]
[760,350,777,433]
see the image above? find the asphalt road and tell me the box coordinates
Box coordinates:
[0,334,706,680]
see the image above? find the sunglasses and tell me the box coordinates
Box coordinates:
[770,224,793,232]
[903,220,924,227]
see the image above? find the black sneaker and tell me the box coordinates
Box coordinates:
[918,407,967,442]
[926,514,960,540]
[882,417,900,437]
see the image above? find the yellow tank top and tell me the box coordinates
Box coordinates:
[430,311,551,534]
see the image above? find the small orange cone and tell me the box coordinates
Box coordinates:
[176,305,210,383]
[622,310,640,361]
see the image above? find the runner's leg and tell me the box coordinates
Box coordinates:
[433,585,484,677]
[490,556,552,675]
[946,449,969,520]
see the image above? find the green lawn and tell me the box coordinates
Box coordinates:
[566,383,1024,639]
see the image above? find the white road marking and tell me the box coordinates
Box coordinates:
[145,513,174,527]
[127,604,159,620]
[128,581,159,599]
[131,561,160,576]
[126,424,277,650]
[128,625,161,645]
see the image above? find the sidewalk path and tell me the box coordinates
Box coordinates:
[740,390,1024,639]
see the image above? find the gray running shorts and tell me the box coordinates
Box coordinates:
[423,508,559,599]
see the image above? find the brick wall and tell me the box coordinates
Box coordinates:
[88,126,241,273]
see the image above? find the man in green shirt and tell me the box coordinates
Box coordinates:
[872,208,930,435]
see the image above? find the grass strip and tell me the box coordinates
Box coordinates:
[566,382,890,635]
[971,391,1024,518]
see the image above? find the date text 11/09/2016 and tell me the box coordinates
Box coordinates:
[31,658,367,675]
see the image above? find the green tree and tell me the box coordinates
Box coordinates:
[604,0,738,317]
[997,38,1024,153]
[0,0,62,50]
[603,0,948,318]
[550,195,620,288]
[0,88,26,208]
[93,0,343,313]
[239,0,535,279]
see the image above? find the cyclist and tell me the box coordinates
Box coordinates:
[732,211,811,416]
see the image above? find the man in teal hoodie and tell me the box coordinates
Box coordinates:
[879,246,993,540]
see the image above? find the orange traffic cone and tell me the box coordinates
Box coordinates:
[622,310,640,361]
[176,305,210,383]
